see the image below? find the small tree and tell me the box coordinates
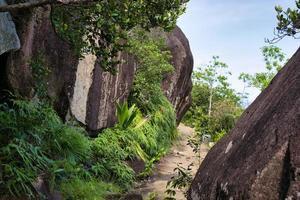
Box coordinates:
[193,56,231,117]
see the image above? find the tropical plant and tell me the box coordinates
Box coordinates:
[116,102,138,129]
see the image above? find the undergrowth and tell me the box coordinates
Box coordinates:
[0,100,91,198]
[0,97,176,198]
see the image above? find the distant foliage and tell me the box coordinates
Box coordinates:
[184,57,243,143]
[239,45,287,91]
[52,0,188,73]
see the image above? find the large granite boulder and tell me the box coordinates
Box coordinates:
[0,0,20,55]
[5,6,136,132]
[188,48,300,200]
[162,26,194,123]
[4,6,193,132]
[6,6,78,110]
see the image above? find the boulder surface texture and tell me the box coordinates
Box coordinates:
[188,48,300,200]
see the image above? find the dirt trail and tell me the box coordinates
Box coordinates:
[134,124,209,200]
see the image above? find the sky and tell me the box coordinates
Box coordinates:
[177,0,299,103]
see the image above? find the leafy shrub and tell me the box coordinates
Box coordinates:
[127,29,174,113]
[183,82,243,144]
[91,128,136,189]
[165,163,193,200]
[51,1,187,72]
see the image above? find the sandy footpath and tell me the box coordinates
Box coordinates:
[134,124,209,200]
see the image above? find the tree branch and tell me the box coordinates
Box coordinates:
[0,0,95,12]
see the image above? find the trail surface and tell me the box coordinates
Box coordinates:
[134,124,209,200]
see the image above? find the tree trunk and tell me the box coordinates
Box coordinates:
[208,86,213,117]
[188,47,300,200]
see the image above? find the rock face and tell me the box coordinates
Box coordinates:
[188,48,300,200]
[3,7,193,132]
[0,0,20,55]
[5,6,78,112]
[162,27,194,122]
[70,53,136,132]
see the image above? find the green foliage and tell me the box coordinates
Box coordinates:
[0,100,91,198]
[0,26,178,198]
[60,178,120,200]
[192,56,237,117]
[183,56,243,144]
[211,130,226,142]
[91,128,136,189]
[127,29,177,148]
[91,94,177,187]
[193,56,229,88]
[267,1,300,43]
[116,102,138,129]
[165,163,193,200]
[128,29,174,113]
[0,98,176,198]
[30,53,50,100]
[210,100,243,134]
[1,138,49,198]
[239,45,287,91]
[52,0,188,73]
[127,28,177,160]
[145,192,159,200]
